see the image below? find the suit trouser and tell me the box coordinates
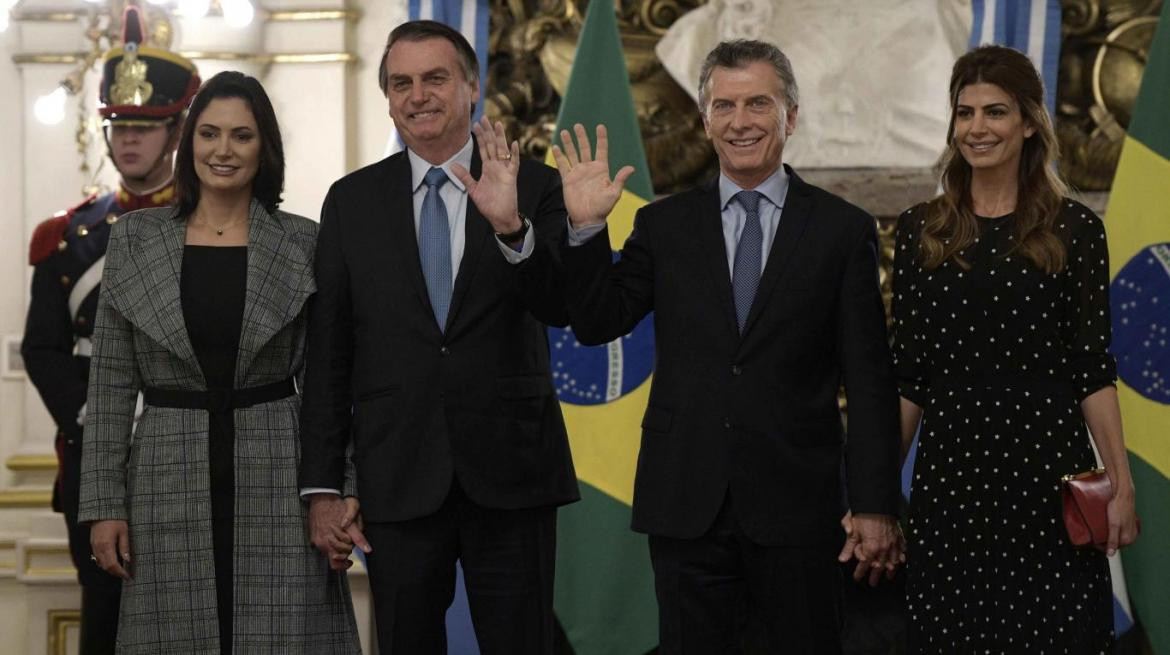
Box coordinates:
[363,482,557,655]
[649,492,844,655]
[62,437,122,655]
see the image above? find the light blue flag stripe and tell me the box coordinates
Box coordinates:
[967,0,1061,117]
[905,5,1135,636]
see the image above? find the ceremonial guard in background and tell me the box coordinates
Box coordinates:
[21,8,199,653]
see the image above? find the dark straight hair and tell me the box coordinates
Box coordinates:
[377,19,479,95]
[174,71,285,217]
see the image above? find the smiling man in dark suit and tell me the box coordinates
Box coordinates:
[551,39,903,652]
[298,19,578,653]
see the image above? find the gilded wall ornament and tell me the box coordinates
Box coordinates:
[1057,0,1162,190]
[486,0,713,194]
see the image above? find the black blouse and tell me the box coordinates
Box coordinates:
[181,245,247,388]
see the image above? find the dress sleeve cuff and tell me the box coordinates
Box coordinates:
[300,487,342,498]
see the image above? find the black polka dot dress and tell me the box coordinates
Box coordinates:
[892,200,1115,653]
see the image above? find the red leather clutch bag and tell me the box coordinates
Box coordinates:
[1062,468,1141,550]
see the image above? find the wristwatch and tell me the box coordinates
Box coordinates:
[496,213,530,244]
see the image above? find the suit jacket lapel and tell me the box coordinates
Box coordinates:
[741,166,813,338]
[696,178,739,339]
[110,208,202,373]
[447,145,488,334]
[234,200,316,385]
[382,154,432,315]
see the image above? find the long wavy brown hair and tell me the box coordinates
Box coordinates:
[920,45,1067,273]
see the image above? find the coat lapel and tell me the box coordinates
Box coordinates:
[383,153,434,320]
[741,166,813,338]
[447,145,489,334]
[695,178,739,339]
[110,207,201,373]
[234,200,316,385]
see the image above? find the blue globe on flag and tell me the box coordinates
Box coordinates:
[550,317,655,405]
[550,256,656,405]
[1110,242,1170,405]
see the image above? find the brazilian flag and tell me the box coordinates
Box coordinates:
[546,0,658,652]
[1106,2,1170,651]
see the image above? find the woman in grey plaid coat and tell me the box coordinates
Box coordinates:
[78,72,360,654]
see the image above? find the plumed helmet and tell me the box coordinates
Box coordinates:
[98,5,200,125]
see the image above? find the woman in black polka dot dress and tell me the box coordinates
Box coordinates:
[891,46,1140,653]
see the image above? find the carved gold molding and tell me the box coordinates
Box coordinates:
[10,53,88,64]
[180,52,356,64]
[47,609,81,655]
[22,543,75,579]
[6,454,57,472]
[0,537,16,576]
[8,11,82,22]
[0,489,53,508]
[12,7,360,22]
[266,9,360,21]
[13,52,356,65]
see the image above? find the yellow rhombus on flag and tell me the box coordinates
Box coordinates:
[543,0,660,653]
[1104,1,1170,651]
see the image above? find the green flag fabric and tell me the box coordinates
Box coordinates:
[1105,2,1170,652]
[547,0,658,652]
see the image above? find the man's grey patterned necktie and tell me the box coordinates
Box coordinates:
[731,190,763,333]
[419,167,452,331]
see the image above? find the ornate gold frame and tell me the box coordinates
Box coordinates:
[6,454,57,473]
[47,610,81,655]
[13,52,356,65]
[0,490,53,508]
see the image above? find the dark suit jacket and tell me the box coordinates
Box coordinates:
[562,165,900,547]
[300,147,579,522]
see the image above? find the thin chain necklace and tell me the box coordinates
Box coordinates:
[195,212,248,236]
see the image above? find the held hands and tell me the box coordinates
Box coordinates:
[838,511,905,586]
[91,519,132,580]
[551,124,635,229]
[308,494,371,571]
[450,115,523,235]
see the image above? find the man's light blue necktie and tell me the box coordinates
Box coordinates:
[419,166,452,331]
[731,190,764,333]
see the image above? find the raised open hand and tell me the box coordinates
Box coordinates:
[451,115,523,234]
[551,123,636,229]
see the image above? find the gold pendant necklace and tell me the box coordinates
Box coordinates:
[197,214,246,236]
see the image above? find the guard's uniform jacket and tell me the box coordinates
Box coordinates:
[21,6,199,652]
[22,184,174,584]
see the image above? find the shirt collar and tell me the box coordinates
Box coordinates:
[718,165,789,212]
[408,136,474,193]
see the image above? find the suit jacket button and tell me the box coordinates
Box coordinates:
[60,275,71,286]
[723,418,732,429]
[731,365,742,376]
[439,346,450,356]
